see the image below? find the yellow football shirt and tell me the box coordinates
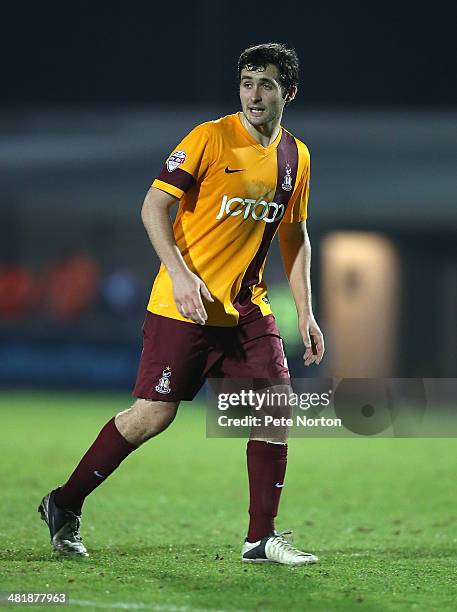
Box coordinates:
[148,112,310,326]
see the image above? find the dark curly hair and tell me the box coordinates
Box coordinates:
[237,43,300,97]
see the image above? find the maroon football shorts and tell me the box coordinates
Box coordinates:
[132,312,291,402]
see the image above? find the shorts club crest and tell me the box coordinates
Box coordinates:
[155,367,172,394]
[149,113,311,327]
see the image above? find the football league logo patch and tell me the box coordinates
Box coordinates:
[166,150,186,172]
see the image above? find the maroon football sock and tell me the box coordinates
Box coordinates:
[246,440,288,543]
[54,417,136,513]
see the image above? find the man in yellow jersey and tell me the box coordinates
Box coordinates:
[39,43,325,566]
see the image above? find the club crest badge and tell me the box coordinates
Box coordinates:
[166,150,186,172]
[155,366,172,394]
[281,162,293,191]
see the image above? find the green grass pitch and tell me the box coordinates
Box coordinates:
[1,391,457,611]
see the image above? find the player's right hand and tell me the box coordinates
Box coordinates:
[170,269,214,325]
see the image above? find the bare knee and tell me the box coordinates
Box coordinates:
[115,398,178,446]
[249,384,292,444]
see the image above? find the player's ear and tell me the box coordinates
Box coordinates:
[286,85,297,104]
[283,86,296,107]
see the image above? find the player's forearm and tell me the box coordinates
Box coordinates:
[287,242,313,318]
[279,226,313,318]
[141,192,189,278]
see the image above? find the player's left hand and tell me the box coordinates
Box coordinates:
[299,314,325,366]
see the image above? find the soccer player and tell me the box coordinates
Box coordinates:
[38,42,325,565]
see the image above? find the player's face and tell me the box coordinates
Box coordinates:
[239,64,288,128]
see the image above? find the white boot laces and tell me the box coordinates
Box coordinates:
[60,512,82,543]
[269,530,305,561]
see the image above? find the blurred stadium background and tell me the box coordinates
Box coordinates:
[1,2,456,390]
